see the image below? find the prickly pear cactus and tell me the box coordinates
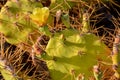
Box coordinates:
[0,0,43,44]
[0,0,113,80]
[38,28,111,80]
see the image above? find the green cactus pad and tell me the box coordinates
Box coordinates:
[44,29,111,79]
[0,0,43,44]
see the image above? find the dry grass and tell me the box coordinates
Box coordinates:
[0,33,51,80]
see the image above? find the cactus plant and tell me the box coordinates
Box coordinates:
[34,12,112,80]
[0,0,117,80]
[0,0,43,44]
[38,28,111,80]
[0,0,50,79]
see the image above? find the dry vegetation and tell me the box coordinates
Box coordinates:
[0,0,120,80]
